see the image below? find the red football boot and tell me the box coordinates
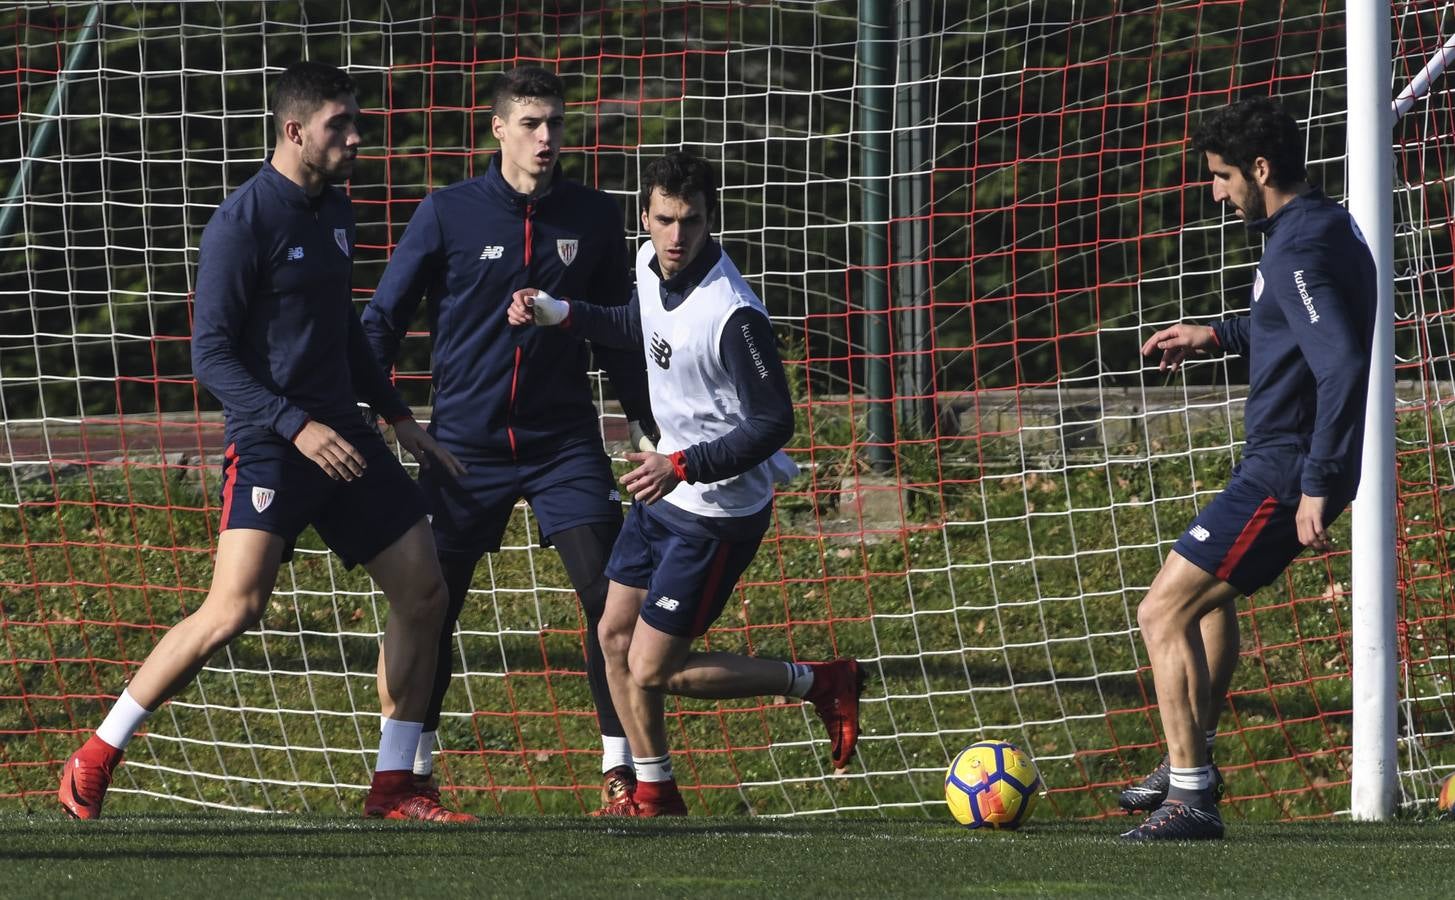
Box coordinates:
[805,658,865,769]
[364,770,476,823]
[631,779,688,817]
[58,735,124,820]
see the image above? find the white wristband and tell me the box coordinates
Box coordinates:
[531,290,570,326]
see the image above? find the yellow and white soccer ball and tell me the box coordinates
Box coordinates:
[944,739,1042,830]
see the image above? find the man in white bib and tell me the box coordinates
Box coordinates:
[507,151,864,816]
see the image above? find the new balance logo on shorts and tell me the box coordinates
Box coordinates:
[252,486,275,513]
[654,596,679,612]
[479,245,504,260]
[286,246,304,261]
[1189,524,1210,542]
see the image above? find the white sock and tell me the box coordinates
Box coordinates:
[413,730,436,777]
[784,662,814,699]
[601,735,631,773]
[633,753,674,783]
[1205,730,1217,755]
[377,718,424,773]
[96,689,151,750]
[1169,765,1211,792]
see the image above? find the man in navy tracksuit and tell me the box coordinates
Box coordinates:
[361,66,654,809]
[58,61,474,823]
[1122,98,1376,840]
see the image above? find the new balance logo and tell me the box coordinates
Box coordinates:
[654,596,679,612]
[1189,524,1210,542]
[286,246,305,261]
[609,489,621,502]
[479,245,504,260]
[650,332,672,369]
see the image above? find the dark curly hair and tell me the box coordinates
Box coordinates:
[1191,97,1308,189]
[639,151,719,219]
[272,61,355,138]
[491,66,565,118]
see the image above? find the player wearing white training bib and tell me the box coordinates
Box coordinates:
[633,238,796,518]
[508,151,864,817]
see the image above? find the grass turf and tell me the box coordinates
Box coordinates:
[4,813,1453,899]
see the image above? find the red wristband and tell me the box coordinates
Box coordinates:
[1208,326,1221,349]
[668,450,689,483]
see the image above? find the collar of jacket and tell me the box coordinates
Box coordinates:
[260,160,332,211]
[1246,185,1322,236]
[483,152,562,214]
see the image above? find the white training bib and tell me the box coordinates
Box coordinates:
[635,241,792,517]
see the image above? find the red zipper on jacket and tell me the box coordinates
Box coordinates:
[506,201,535,459]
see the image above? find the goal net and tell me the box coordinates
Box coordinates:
[2,1,1452,819]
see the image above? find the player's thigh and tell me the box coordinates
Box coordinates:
[600,580,649,656]
[198,528,288,626]
[362,517,444,607]
[312,431,431,570]
[419,455,521,559]
[522,440,623,546]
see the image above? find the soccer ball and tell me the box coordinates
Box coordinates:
[1439,772,1455,819]
[944,739,1042,830]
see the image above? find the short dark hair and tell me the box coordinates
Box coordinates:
[273,61,355,138]
[1191,97,1308,188]
[491,66,565,119]
[639,151,719,219]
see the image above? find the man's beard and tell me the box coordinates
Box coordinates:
[1240,179,1266,222]
[303,143,352,183]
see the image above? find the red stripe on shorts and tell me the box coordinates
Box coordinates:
[1215,495,1279,582]
[219,442,238,531]
[690,543,734,637]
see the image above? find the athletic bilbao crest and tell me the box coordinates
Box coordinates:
[334,228,350,257]
[252,486,275,513]
[557,238,578,265]
[1253,269,1264,303]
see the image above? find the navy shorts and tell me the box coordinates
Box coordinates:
[421,438,622,559]
[605,501,765,638]
[1173,463,1352,595]
[219,422,427,569]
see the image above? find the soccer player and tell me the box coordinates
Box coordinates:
[1121,97,1376,840]
[360,66,655,809]
[57,61,475,823]
[507,151,864,817]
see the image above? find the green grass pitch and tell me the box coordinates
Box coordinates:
[5,813,1454,898]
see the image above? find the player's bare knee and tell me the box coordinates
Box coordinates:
[387,572,448,628]
[202,594,267,651]
[628,652,676,692]
[597,617,633,664]
[1136,592,1172,643]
